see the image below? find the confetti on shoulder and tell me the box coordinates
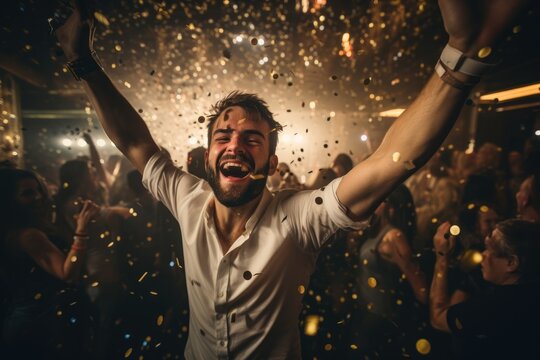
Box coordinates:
[249,174,265,180]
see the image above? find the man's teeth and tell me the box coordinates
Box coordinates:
[222,163,250,172]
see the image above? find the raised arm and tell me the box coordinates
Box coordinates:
[17,200,99,283]
[83,132,112,189]
[54,1,159,174]
[337,0,529,220]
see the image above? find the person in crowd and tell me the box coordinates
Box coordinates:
[331,153,354,178]
[268,162,303,191]
[352,184,428,357]
[408,148,461,249]
[515,171,540,222]
[507,150,526,197]
[54,159,130,358]
[430,219,540,359]
[53,0,528,358]
[187,146,209,181]
[0,168,99,358]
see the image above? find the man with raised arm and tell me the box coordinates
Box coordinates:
[53,1,528,358]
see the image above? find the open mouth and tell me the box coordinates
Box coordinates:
[219,161,252,180]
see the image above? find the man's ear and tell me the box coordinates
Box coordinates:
[268,155,278,176]
[507,255,520,273]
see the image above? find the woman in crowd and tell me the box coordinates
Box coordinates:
[353,184,429,358]
[0,168,99,358]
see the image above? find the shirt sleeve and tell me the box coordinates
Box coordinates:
[142,151,203,219]
[281,177,370,252]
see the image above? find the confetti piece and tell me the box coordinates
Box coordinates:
[298,285,305,294]
[138,272,148,282]
[70,255,78,262]
[94,11,110,26]
[243,271,252,280]
[249,174,265,180]
[455,318,463,330]
[156,315,164,326]
[304,315,319,336]
[315,197,323,205]
[198,116,205,123]
[367,277,377,288]
[149,291,158,296]
[91,282,99,287]
[124,348,133,358]
[392,152,401,162]
[480,205,489,213]
[416,338,431,355]
[477,46,492,59]
[449,225,461,236]
[34,292,42,300]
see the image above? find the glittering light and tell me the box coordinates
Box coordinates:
[449,225,461,236]
[61,138,72,147]
[360,134,368,142]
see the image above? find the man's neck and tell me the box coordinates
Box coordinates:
[213,192,264,254]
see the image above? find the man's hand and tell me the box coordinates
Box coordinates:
[54,0,95,61]
[439,0,529,57]
[433,222,456,257]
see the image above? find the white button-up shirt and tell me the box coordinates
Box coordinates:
[142,151,368,359]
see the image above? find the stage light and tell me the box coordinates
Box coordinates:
[479,82,540,103]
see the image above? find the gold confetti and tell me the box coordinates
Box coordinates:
[298,285,306,294]
[367,277,377,288]
[350,344,358,350]
[138,272,148,282]
[512,25,521,34]
[94,11,110,26]
[416,338,431,355]
[34,292,42,300]
[149,291,158,295]
[449,225,461,236]
[70,255,78,263]
[249,174,265,180]
[480,205,489,213]
[472,251,483,264]
[392,152,401,162]
[467,203,475,210]
[304,315,319,336]
[455,318,463,330]
[324,344,333,351]
[156,315,164,326]
[91,281,99,287]
[477,46,491,59]
[124,348,133,358]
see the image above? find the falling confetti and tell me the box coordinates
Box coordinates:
[415,338,431,355]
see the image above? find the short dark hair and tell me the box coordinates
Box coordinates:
[495,219,540,283]
[206,91,282,155]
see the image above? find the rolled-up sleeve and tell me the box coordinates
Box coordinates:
[281,177,370,252]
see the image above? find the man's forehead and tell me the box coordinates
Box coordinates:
[214,106,267,131]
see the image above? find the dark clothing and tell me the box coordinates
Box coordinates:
[447,282,540,360]
[1,233,92,359]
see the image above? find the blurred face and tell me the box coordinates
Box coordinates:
[477,208,498,238]
[16,178,43,207]
[516,177,532,214]
[481,229,513,284]
[206,106,277,207]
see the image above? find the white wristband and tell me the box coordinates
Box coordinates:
[439,44,494,77]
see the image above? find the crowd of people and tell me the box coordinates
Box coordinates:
[1,133,539,359]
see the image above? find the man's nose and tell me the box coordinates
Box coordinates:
[226,136,245,154]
